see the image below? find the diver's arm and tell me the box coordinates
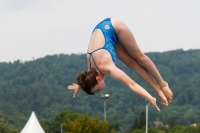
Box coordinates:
[102,63,160,112]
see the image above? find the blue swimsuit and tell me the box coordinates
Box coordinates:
[87,18,118,74]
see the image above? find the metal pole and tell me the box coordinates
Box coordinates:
[101,94,109,121]
[145,102,150,133]
[61,123,63,133]
[104,99,106,121]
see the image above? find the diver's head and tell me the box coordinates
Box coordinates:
[77,68,105,95]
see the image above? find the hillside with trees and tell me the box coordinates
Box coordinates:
[0,49,200,132]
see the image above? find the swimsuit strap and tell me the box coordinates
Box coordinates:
[87,50,104,75]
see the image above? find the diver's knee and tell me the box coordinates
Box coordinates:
[134,53,148,64]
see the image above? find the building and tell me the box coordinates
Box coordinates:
[153,121,163,128]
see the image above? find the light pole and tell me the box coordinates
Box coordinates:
[101,94,109,121]
[61,123,63,133]
[145,100,150,133]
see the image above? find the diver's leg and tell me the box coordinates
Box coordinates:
[111,18,172,102]
[115,42,168,106]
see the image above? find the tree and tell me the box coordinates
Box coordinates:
[108,121,121,132]
[130,111,146,132]
[41,110,79,133]
[168,116,178,128]
[0,118,18,133]
[64,114,116,133]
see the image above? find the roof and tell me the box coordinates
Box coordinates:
[153,121,163,126]
[20,111,45,133]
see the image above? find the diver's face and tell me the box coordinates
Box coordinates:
[91,76,105,93]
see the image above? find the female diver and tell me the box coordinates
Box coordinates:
[68,18,173,112]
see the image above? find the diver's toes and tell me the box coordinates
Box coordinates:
[161,102,168,106]
[168,97,173,102]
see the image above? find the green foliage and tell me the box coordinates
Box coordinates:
[108,121,121,132]
[129,123,200,133]
[0,118,18,133]
[130,127,157,133]
[166,124,200,133]
[40,110,79,133]
[0,49,200,132]
[130,111,146,131]
[167,116,178,128]
[40,110,117,133]
[65,114,111,133]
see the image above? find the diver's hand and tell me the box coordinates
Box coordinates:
[68,83,80,97]
[149,97,160,112]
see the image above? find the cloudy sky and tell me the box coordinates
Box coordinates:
[0,0,200,62]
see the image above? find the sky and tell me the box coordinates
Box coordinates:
[0,0,200,62]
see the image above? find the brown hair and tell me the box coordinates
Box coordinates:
[76,68,98,95]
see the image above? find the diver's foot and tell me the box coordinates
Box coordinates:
[157,91,168,106]
[160,82,173,102]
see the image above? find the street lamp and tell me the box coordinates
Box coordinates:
[101,94,109,121]
[145,100,150,133]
